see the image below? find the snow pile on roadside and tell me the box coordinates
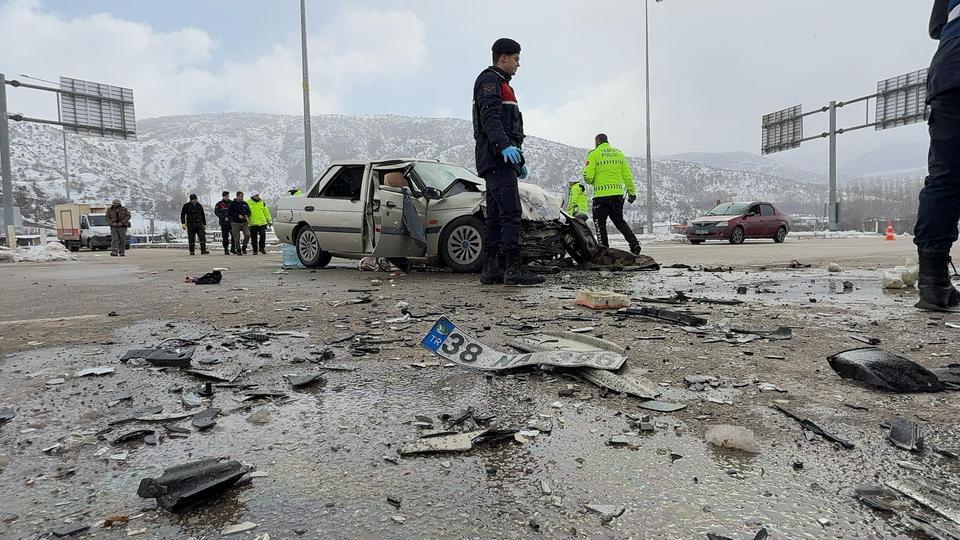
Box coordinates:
[12,242,78,263]
[0,247,13,263]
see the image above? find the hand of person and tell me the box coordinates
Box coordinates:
[519,165,528,180]
[627,195,637,204]
[501,146,522,164]
[180,223,187,230]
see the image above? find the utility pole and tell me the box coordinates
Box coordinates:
[0,73,15,246]
[299,0,314,192]
[827,100,838,230]
[644,0,654,233]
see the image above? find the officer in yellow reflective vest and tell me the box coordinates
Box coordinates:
[582,133,641,254]
[566,180,589,218]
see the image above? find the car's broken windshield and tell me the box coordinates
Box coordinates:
[413,162,481,192]
[706,203,749,216]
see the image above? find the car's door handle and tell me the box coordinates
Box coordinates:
[304,206,314,212]
[385,201,397,208]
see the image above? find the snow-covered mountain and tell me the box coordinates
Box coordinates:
[7,113,828,225]
[658,151,825,185]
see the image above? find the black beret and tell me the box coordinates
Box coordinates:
[492,38,521,55]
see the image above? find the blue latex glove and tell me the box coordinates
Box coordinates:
[519,165,528,179]
[501,146,522,164]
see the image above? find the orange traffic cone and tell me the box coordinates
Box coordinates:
[885,222,895,241]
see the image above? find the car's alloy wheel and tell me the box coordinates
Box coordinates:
[774,226,787,243]
[730,226,745,245]
[439,215,485,273]
[447,225,482,266]
[296,227,331,268]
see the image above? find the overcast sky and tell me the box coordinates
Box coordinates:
[0,0,937,171]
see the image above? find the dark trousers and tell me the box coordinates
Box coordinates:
[482,167,522,254]
[593,195,639,249]
[220,223,233,253]
[250,225,267,253]
[915,87,960,257]
[187,224,206,253]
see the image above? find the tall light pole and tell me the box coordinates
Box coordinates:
[299,0,314,192]
[643,0,659,232]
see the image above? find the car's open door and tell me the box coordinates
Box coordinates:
[370,167,428,258]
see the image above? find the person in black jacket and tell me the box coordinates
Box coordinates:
[914,0,960,311]
[213,191,234,255]
[227,191,251,256]
[180,194,208,255]
[472,37,543,287]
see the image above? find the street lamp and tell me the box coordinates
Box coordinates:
[299,0,313,192]
[643,0,662,233]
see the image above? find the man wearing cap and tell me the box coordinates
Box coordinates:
[180,194,209,255]
[105,198,131,257]
[246,192,272,255]
[473,37,544,286]
[214,191,234,255]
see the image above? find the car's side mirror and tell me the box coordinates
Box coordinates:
[423,187,442,200]
[80,221,88,230]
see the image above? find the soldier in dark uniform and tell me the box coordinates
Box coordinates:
[914,0,960,310]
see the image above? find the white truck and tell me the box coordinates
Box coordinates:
[55,203,129,252]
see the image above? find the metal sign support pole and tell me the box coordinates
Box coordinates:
[56,92,70,201]
[828,100,838,232]
[644,0,654,232]
[0,74,15,246]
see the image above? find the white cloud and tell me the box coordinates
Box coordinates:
[524,73,648,156]
[0,0,428,119]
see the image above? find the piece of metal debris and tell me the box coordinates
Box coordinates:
[77,366,115,377]
[398,430,489,456]
[885,479,960,526]
[191,408,220,430]
[827,347,945,393]
[137,458,250,511]
[730,326,793,340]
[287,374,322,389]
[885,417,923,452]
[773,405,854,449]
[222,522,258,536]
[51,522,91,537]
[120,346,195,367]
[577,367,660,400]
[585,504,625,519]
[0,406,14,425]
[617,306,707,327]
[850,335,881,346]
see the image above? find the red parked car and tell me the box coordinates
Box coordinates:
[685,201,790,244]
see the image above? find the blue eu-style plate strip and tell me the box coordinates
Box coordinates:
[421,316,455,352]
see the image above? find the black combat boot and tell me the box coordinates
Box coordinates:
[479,252,504,285]
[916,252,958,311]
[504,249,545,286]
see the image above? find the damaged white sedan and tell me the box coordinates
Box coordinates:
[274,159,596,272]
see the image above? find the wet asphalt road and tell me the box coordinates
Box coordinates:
[0,239,958,539]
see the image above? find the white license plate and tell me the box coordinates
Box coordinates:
[421,316,625,371]
[695,229,709,235]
